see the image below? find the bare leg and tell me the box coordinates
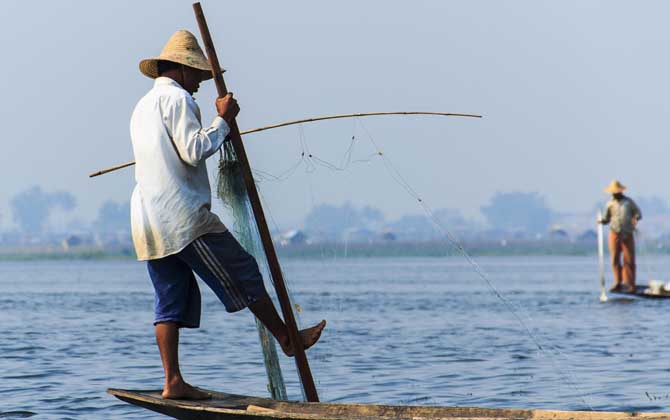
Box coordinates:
[249,296,326,357]
[155,322,211,400]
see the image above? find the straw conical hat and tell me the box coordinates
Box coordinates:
[139,30,224,80]
[604,180,626,194]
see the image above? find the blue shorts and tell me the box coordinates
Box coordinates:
[147,231,269,328]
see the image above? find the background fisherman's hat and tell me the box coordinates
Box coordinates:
[139,30,224,80]
[604,180,626,194]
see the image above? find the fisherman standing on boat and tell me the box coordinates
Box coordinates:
[130,30,325,400]
[598,180,642,294]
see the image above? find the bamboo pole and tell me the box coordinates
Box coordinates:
[241,111,481,135]
[193,2,320,402]
[88,111,482,178]
[597,210,608,303]
[89,161,135,178]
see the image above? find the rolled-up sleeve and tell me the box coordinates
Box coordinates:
[166,94,230,166]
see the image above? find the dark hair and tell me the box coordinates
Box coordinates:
[157,60,181,75]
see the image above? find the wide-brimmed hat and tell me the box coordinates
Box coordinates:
[604,180,626,194]
[139,30,224,80]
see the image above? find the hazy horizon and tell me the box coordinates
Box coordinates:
[2,0,669,230]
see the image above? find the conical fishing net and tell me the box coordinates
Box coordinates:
[216,140,289,401]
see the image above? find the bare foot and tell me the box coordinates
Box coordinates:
[281,320,326,357]
[162,381,212,400]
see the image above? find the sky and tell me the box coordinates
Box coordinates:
[1,0,670,229]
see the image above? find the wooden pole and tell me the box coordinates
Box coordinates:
[89,161,136,178]
[192,2,320,402]
[239,111,481,136]
[597,211,608,302]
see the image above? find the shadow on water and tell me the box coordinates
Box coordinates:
[604,297,637,304]
[0,412,36,418]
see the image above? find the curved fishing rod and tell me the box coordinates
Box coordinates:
[88,111,482,178]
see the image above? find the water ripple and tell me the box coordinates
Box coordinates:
[3,257,670,418]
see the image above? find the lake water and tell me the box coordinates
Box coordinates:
[2,256,670,419]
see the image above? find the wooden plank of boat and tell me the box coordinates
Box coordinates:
[610,285,670,299]
[107,388,670,420]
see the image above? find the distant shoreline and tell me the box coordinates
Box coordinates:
[2,239,668,261]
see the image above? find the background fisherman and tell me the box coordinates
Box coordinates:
[130,30,325,400]
[598,180,642,294]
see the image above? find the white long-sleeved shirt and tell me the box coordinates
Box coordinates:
[130,77,229,260]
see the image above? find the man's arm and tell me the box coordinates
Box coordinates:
[632,199,642,222]
[600,202,612,224]
[167,93,239,166]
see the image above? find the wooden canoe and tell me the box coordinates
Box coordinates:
[107,388,670,420]
[610,285,670,299]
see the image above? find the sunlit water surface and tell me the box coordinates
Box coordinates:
[2,256,670,419]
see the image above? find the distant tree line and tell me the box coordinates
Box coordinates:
[303,192,670,239]
[480,192,553,234]
[4,185,670,238]
[6,186,129,235]
[10,186,76,234]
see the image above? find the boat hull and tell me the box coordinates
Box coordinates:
[610,285,670,299]
[108,388,670,420]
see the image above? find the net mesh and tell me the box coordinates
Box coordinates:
[216,140,289,401]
